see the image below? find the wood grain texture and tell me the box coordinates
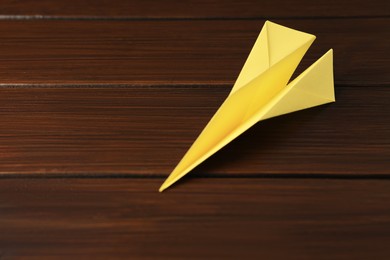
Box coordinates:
[0,86,388,176]
[1,1,389,258]
[1,178,390,259]
[0,18,388,86]
[0,0,388,18]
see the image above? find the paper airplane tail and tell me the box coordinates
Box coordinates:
[262,49,335,120]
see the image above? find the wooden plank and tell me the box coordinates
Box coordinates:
[1,178,389,259]
[0,18,388,86]
[0,86,388,176]
[0,0,388,18]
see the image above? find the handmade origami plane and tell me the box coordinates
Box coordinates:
[159,21,335,192]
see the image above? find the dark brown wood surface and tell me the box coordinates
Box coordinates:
[1,178,390,259]
[0,0,389,259]
[0,18,388,86]
[0,0,388,18]
[0,86,388,176]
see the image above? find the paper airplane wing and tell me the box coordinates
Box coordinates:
[231,21,316,95]
[261,49,335,120]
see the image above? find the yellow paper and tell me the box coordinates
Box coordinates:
[160,21,335,192]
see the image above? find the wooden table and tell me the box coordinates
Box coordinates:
[0,1,389,259]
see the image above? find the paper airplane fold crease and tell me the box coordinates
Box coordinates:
[160,21,335,192]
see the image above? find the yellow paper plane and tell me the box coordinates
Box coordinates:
[159,21,335,192]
